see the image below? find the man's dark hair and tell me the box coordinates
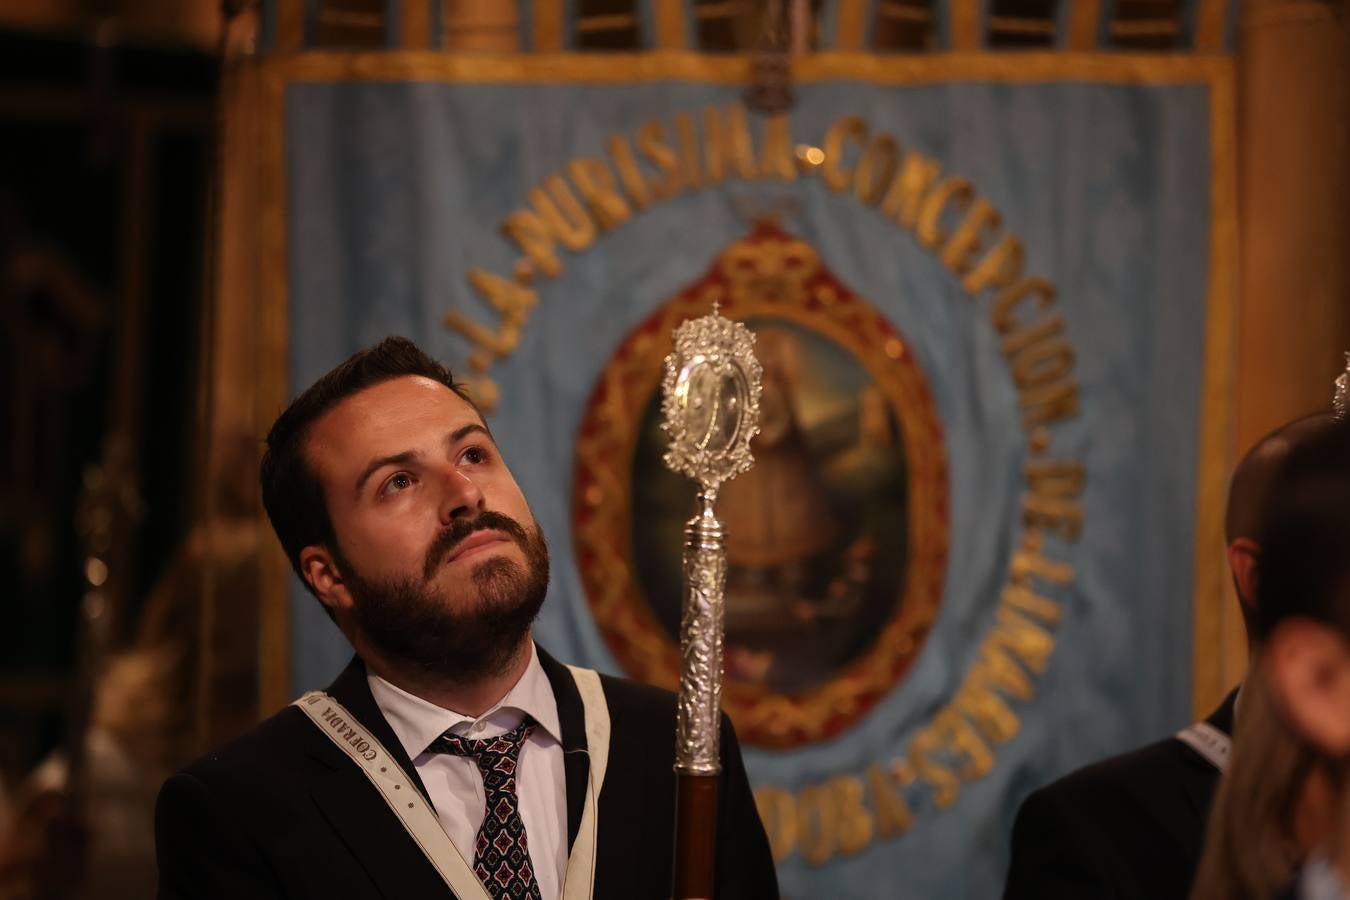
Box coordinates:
[1226,413,1337,545]
[259,336,475,596]
[1254,416,1350,641]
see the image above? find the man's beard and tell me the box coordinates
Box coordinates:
[337,511,550,682]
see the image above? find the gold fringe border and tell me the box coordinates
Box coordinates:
[255,50,1233,84]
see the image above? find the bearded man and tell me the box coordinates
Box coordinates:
[153,337,778,900]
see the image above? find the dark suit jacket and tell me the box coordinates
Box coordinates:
[1002,690,1237,900]
[155,648,778,899]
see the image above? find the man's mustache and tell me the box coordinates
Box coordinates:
[424,511,530,581]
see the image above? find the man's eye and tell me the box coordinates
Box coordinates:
[380,472,415,497]
[460,447,488,465]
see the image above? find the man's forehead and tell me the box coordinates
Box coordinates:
[305,376,484,466]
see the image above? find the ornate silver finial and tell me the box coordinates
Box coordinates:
[660,309,763,498]
[661,306,761,784]
[1335,352,1349,420]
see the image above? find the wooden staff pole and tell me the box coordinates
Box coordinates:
[672,491,726,898]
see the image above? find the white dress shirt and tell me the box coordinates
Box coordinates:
[368,643,567,900]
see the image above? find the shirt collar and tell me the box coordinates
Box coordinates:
[367,641,561,759]
[1298,853,1348,900]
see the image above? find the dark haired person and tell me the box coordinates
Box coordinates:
[154,337,778,900]
[1004,415,1335,900]
[1191,417,1350,899]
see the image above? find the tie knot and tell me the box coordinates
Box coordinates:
[431,715,536,767]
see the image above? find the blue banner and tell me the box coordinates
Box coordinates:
[269,55,1235,898]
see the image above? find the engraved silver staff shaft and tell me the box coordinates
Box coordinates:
[676,488,727,775]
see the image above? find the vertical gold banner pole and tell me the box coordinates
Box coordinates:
[835,0,868,51]
[1063,0,1102,50]
[275,0,306,51]
[654,0,688,49]
[401,0,433,48]
[948,0,981,49]
[532,0,565,50]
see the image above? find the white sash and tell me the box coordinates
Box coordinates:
[293,664,611,900]
[560,666,609,899]
[1175,721,1231,772]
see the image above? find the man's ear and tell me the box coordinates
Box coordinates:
[299,545,355,615]
[1228,538,1261,614]
[1266,618,1350,757]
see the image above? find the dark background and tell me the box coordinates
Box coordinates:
[0,27,215,784]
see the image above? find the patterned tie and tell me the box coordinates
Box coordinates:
[430,717,543,900]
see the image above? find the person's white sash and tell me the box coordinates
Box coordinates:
[1175,721,1231,772]
[293,664,610,900]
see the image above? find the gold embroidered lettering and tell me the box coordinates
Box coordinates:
[1001,312,1064,358]
[673,110,702,191]
[1000,582,1064,626]
[796,783,837,865]
[502,211,563,280]
[854,134,900,206]
[830,776,874,857]
[916,177,975,250]
[753,787,798,863]
[953,670,1021,744]
[1020,381,1080,429]
[1022,460,1085,540]
[963,233,1025,295]
[865,763,914,839]
[702,104,758,183]
[567,158,633,231]
[988,607,1057,674]
[758,114,798,182]
[932,708,994,782]
[606,134,651,210]
[637,119,681,200]
[907,727,961,809]
[992,278,1055,333]
[467,268,538,326]
[880,151,941,230]
[1012,338,1075,390]
[940,198,1003,275]
[527,177,596,250]
[822,115,866,192]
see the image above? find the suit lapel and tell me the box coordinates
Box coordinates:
[537,646,590,853]
[305,747,456,898]
[300,657,455,898]
[326,656,434,805]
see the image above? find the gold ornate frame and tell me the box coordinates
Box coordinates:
[571,224,949,748]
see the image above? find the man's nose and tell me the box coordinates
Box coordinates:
[438,466,485,523]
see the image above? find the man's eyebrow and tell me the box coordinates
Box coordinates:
[449,423,494,445]
[354,450,418,497]
[353,425,493,497]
